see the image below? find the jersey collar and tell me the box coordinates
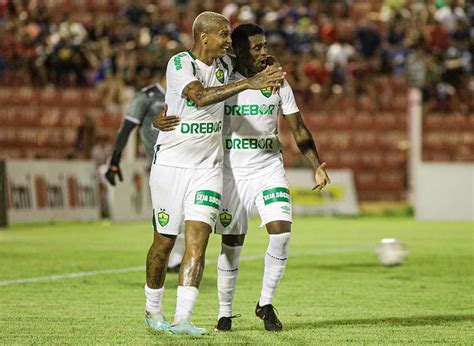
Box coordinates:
[187,50,198,60]
[188,50,219,68]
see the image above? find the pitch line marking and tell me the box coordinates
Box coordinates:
[0,245,371,287]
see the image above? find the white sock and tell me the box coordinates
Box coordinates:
[168,234,185,268]
[259,232,291,306]
[174,286,199,323]
[145,285,164,315]
[217,243,242,318]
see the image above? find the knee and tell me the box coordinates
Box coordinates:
[184,221,211,254]
[266,221,291,235]
[186,240,207,259]
[268,231,291,258]
[151,233,176,254]
[222,234,245,247]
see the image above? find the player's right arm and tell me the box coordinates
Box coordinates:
[183,65,285,107]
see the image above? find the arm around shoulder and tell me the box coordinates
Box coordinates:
[182,79,249,107]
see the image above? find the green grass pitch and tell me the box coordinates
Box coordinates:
[0,216,472,344]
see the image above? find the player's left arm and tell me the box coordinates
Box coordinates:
[153,104,180,131]
[285,112,330,191]
[279,79,329,190]
[105,120,137,186]
[105,93,149,186]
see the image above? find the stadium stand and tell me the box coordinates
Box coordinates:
[0,0,472,201]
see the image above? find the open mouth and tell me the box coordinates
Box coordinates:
[258,58,267,68]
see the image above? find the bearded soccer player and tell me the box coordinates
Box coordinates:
[146,12,284,335]
[213,23,330,333]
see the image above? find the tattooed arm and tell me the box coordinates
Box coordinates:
[183,65,284,107]
[286,112,321,167]
[183,79,248,107]
[286,112,330,190]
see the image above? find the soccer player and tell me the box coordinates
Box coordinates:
[155,23,330,333]
[146,12,284,336]
[104,69,185,273]
[105,70,166,183]
[214,23,329,332]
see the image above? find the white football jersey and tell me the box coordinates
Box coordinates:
[155,51,233,168]
[223,72,299,178]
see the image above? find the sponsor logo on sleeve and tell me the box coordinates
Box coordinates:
[173,53,187,71]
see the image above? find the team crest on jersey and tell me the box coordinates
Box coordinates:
[186,97,197,108]
[216,69,225,84]
[157,210,169,227]
[219,210,232,227]
[260,87,272,98]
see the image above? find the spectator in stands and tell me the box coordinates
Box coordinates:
[354,18,381,58]
[74,114,96,160]
[0,0,470,114]
[58,13,87,46]
[91,135,112,167]
[434,0,467,34]
[424,17,450,53]
[123,0,148,25]
[326,37,355,90]
[405,39,427,91]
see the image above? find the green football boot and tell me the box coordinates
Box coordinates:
[145,311,171,332]
[168,320,208,336]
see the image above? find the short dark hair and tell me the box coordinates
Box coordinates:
[231,23,264,52]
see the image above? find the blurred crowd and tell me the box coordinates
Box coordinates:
[0,0,472,113]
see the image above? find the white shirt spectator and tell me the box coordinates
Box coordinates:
[58,20,88,45]
[435,6,467,33]
[326,42,355,71]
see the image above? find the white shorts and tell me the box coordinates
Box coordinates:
[216,164,292,235]
[149,164,222,235]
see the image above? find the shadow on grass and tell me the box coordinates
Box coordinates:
[285,314,474,329]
